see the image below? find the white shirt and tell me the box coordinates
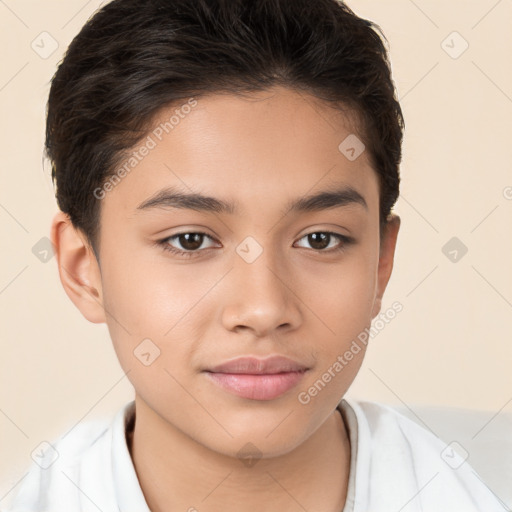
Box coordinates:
[3,399,506,512]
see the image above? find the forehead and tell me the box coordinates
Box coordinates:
[102,86,379,220]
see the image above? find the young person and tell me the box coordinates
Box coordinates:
[5,0,506,510]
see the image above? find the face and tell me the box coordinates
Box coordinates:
[54,86,399,458]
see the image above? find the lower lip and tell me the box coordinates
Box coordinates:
[205,371,307,400]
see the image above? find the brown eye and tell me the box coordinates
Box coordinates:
[159,232,219,257]
[307,232,330,250]
[176,233,205,251]
[295,231,352,253]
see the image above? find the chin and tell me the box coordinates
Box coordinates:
[206,431,306,462]
[198,408,314,457]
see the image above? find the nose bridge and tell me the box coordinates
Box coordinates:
[221,236,300,335]
[239,239,286,299]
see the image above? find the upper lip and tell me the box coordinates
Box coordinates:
[206,356,309,375]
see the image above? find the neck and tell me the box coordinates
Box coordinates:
[129,397,351,512]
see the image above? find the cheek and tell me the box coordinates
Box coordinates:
[98,252,203,404]
[100,246,212,334]
[298,243,378,398]
[98,242,224,380]
[306,248,378,342]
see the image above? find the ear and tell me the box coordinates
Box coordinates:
[50,211,106,324]
[371,214,400,319]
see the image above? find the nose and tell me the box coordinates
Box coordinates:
[221,247,303,337]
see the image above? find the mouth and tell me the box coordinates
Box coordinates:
[203,356,310,401]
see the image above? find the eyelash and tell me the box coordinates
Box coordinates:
[156,231,355,259]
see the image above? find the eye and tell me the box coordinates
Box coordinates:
[294,231,354,253]
[158,232,219,258]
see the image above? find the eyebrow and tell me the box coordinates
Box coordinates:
[136,185,368,215]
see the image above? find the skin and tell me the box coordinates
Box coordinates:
[51,86,400,512]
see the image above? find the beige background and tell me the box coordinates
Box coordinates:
[1,0,512,504]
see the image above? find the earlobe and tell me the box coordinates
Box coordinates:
[371,214,400,319]
[50,211,106,324]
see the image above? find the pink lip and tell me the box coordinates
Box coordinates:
[204,356,309,401]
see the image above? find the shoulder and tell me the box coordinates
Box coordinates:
[338,399,506,512]
[4,402,135,512]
